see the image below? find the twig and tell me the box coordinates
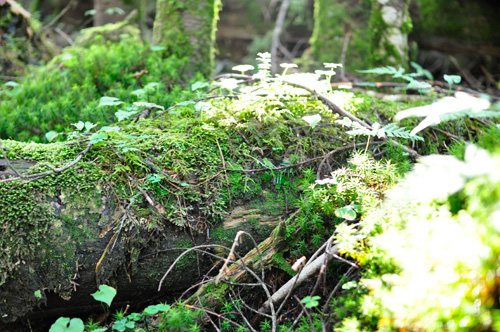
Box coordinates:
[316,141,385,178]
[54,27,74,46]
[0,143,22,178]
[229,292,258,332]
[126,173,156,208]
[216,139,231,209]
[35,0,76,40]
[0,141,92,185]
[0,75,22,80]
[95,233,118,273]
[215,231,265,285]
[340,28,352,81]
[258,245,340,314]
[185,304,244,329]
[271,0,290,74]
[293,295,314,327]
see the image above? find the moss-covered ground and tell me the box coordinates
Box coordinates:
[1,19,499,332]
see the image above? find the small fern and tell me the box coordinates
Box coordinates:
[357,64,433,91]
[336,117,424,141]
[396,92,499,135]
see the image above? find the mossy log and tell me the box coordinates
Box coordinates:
[0,138,284,329]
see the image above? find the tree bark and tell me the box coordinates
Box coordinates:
[152,0,221,78]
[369,0,412,68]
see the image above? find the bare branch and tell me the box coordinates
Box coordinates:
[0,142,93,185]
[271,0,291,74]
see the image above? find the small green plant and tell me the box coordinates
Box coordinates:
[49,317,85,332]
[301,295,321,309]
[91,284,117,307]
[395,92,500,136]
[49,285,116,332]
[358,64,433,92]
[334,204,362,221]
[335,116,424,141]
[443,74,462,94]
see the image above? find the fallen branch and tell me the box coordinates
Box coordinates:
[0,141,92,185]
[258,244,340,315]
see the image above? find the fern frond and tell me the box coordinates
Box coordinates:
[383,123,424,141]
[357,66,399,76]
[337,117,423,141]
[395,92,495,135]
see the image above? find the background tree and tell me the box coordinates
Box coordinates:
[152,0,221,78]
[310,0,411,74]
[369,0,412,68]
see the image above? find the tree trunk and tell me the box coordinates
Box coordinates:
[310,0,411,71]
[310,0,372,73]
[152,0,221,78]
[369,0,412,68]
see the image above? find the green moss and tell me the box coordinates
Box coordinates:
[0,25,195,142]
[272,252,295,277]
[153,0,221,78]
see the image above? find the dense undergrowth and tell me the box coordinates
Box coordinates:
[0,23,200,142]
[2,21,500,332]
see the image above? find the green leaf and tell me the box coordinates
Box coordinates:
[98,96,124,107]
[128,313,142,321]
[84,122,97,133]
[195,101,211,112]
[146,174,163,184]
[112,319,135,332]
[99,126,121,132]
[45,131,58,142]
[49,317,84,332]
[191,81,209,91]
[89,132,108,145]
[4,81,19,87]
[351,204,362,212]
[214,78,242,90]
[115,110,138,121]
[232,64,254,73]
[91,285,116,307]
[406,80,432,91]
[335,117,353,127]
[300,296,321,309]
[323,62,342,69]
[444,74,462,85]
[177,101,195,106]
[150,45,166,52]
[72,121,85,131]
[410,62,433,80]
[357,66,398,76]
[302,114,321,128]
[262,158,275,169]
[131,88,146,98]
[335,206,357,221]
[144,303,170,315]
[34,290,42,299]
